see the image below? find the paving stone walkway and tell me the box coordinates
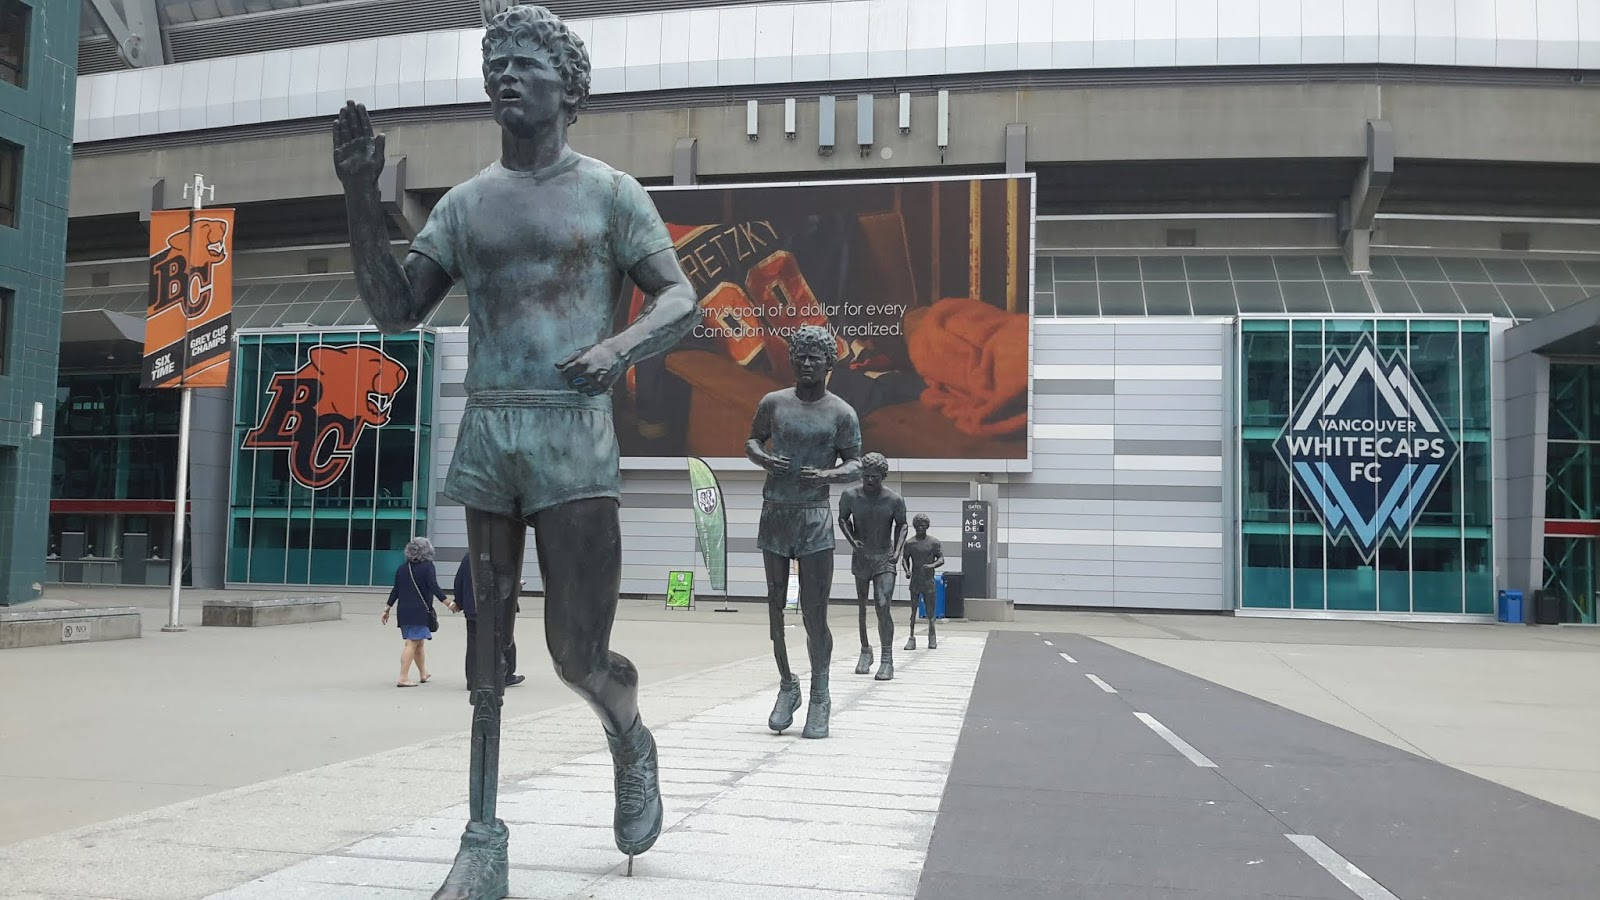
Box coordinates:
[212,634,986,899]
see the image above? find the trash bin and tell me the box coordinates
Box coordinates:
[942,571,965,619]
[1534,589,1562,625]
[919,575,948,621]
[1497,589,1523,624]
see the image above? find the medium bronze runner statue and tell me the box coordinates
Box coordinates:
[747,325,862,739]
[333,5,698,896]
[838,452,907,680]
[902,514,946,650]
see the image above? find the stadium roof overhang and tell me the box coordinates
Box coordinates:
[1505,294,1600,358]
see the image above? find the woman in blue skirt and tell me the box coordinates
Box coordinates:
[382,537,454,686]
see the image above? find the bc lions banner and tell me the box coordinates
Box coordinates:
[1275,335,1459,560]
[614,175,1032,465]
[143,208,235,389]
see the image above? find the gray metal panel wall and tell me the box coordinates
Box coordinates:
[426,321,1229,609]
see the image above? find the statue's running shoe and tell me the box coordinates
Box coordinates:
[606,717,663,856]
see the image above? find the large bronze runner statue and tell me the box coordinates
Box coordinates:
[746,325,862,739]
[838,452,907,681]
[333,6,698,896]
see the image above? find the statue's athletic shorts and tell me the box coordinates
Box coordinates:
[757,501,835,558]
[445,390,620,520]
[851,550,898,582]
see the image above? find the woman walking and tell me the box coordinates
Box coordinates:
[382,537,453,686]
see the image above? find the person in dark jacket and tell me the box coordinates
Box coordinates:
[382,537,452,687]
[453,562,524,689]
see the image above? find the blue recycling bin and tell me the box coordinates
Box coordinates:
[1497,589,1524,624]
[917,574,948,620]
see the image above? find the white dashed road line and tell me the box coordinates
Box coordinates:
[1133,712,1217,768]
[1042,640,1053,646]
[1286,835,1400,900]
[1084,673,1117,693]
[1058,652,1077,664]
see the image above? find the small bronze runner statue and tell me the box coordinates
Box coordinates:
[902,514,946,650]
[334,5,697,895]
[838,452,907,680]
[746,324,862,739]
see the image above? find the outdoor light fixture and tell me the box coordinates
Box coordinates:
[784,98,797,139]
[818,95,835,156]
[899,92,912,134]
[746,100,759,142]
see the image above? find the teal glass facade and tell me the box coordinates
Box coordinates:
[0,0,74,604]
[227,330,435,586]
[1239,318,1493,615]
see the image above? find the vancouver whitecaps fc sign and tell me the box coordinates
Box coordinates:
[1273,335,1458,560]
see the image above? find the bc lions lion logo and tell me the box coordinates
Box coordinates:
[150,217,231,318]
[242,345,410,489]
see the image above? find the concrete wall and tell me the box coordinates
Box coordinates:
[425,319,1231,611]
[0,0,77,605]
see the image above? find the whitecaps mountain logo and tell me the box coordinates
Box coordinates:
[1273,336,1458,560]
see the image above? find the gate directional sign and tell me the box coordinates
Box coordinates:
[1274,335,1458,560]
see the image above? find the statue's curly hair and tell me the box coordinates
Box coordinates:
[861,452,890,477]
[913,513,931,528]
[482,4,591,125]
[786,324,838,368]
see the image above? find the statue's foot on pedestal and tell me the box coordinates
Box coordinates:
[432,820,509,900]
[607,717,664,856]
[904,636,917,651]
[928,632,938,650]
[768,676,802,733]
[875,653,894,681]
[854,648,873,675]
[802,673,831,739]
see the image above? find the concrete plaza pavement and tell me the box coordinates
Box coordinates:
[2,586,1599,897]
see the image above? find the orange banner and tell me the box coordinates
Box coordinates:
[143,208,235,389]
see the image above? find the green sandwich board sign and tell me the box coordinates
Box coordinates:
[666,570,694,609]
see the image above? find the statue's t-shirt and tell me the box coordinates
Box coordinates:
[410,152,673,394]
[839,486,907,579]
[903,535,943,590]
[749,388,862,506]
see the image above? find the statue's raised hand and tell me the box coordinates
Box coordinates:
[333,101,386,188]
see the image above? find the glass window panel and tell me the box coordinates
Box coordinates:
[1035,256,1054,283]
[1189,281,1236,315]
[1273,255,1323,280]
[241,304,285,327]
[1410,282,1464,314]
[1319,256,1358,280]
[1567,260,1600,285]
[1526,260,1577,285]
[1325,542,1376,611]
[1138,256,1185,280]
[1032,292,1055,316]
[1235,281,1285,313]
[1368,256,1404,279]
[1281,281,1332,313]
[1411,537,1464,613]
[1545,442,1588,520]
[1462,440,1492,529]
[1326,280,1374,312]
[1370,280,1419,313]
[308,301,351,326]
[1396,256,1447,281]
[1438,257,1491,282]
[1241,326,1290,427]
[1096,257,1139,280]
[296,280,337,305]
[1241,531,1291,608]
[1543,284,1588,310]
[1462,330,1491,432]
[1228,256,1275,280]
[1183,256,1231,280]
[1465,538,1494,615]
[1054,281,1098,315]
[1051,256,1095,281]
[1242,439,1291,517]
[267,283,309,303]
[427,294,470,327]
[280,302,321,326]
[1098,282,1144,315]
[1377,544,1411,612]
[335,302,376,327]
[1454,282,1512,317]
[1291,533,1325,609]
[1484,258,1534,284]
[1499,283,1551,318]
[1143,281,1190,315]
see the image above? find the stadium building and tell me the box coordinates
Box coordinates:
[49,0,1600,621]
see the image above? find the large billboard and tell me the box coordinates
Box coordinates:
[143,209,235,389]
[615,174,1033,467]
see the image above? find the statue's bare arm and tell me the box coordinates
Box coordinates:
[838,496,863,549]
[800,443,861,485]
[558,248,700,396]
[333,102,450,334]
